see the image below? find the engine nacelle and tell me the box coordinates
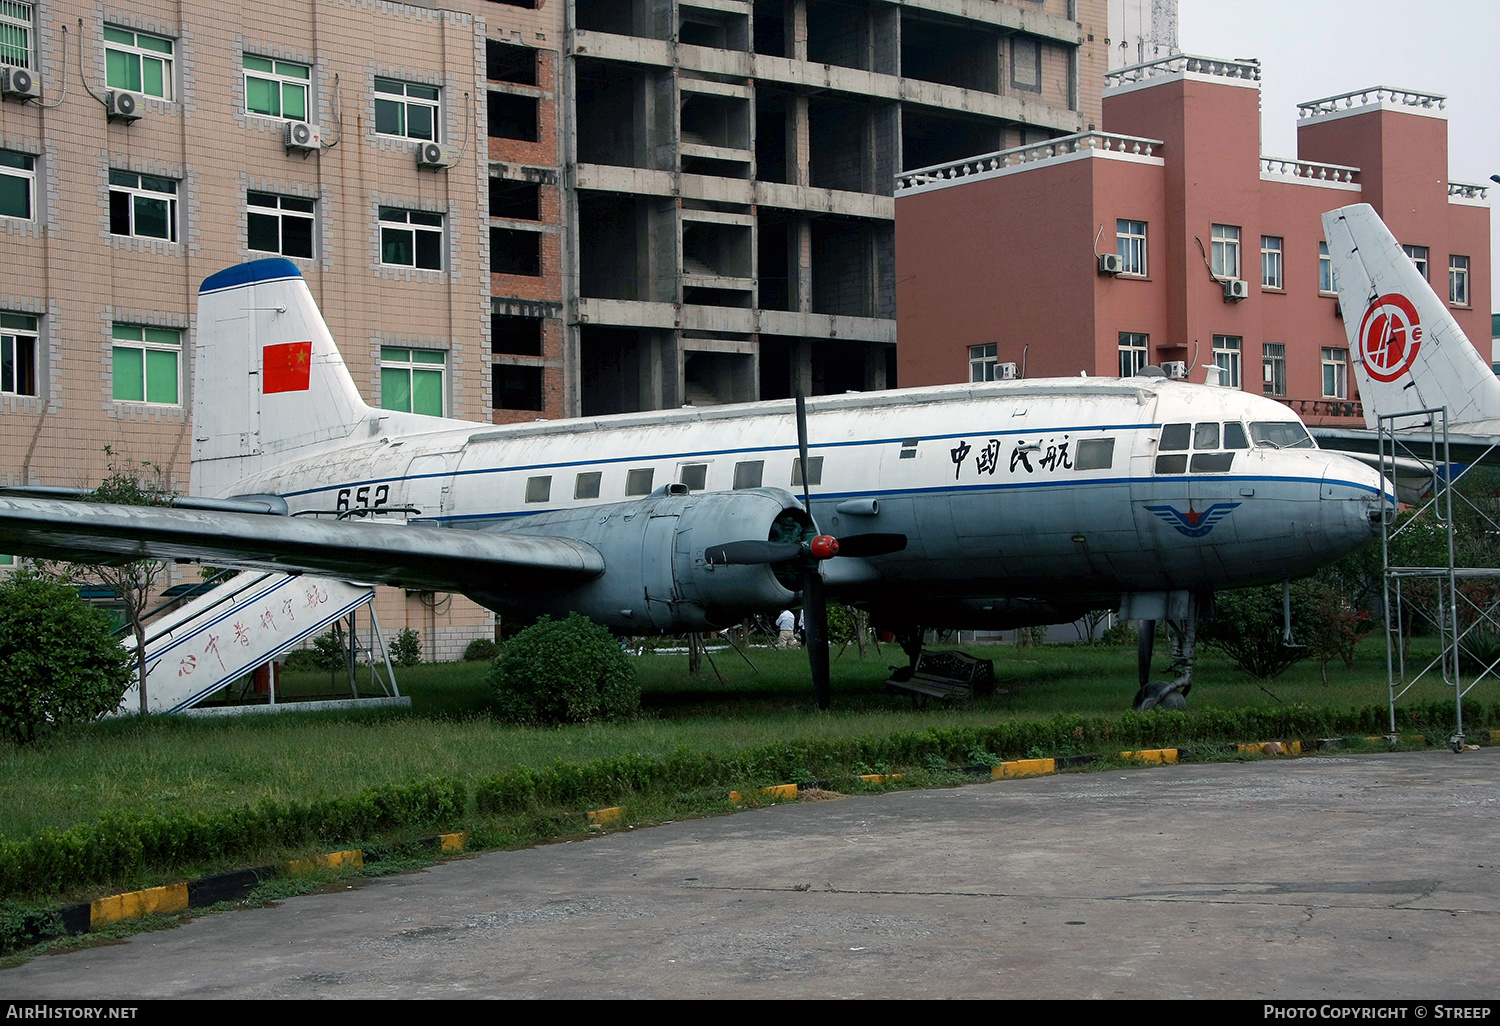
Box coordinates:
[469,487,806,633]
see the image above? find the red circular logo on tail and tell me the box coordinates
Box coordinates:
[1356,293,1423,382]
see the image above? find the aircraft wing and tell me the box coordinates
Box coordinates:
[0,496,604,593]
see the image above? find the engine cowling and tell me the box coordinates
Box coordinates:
[468,487,807,632]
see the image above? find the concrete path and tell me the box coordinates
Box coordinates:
[3,749,1497,999]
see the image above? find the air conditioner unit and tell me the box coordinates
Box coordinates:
[416,142,456,169]
[1222,277,1250,301]
[1162,361,1189,380]
[105,89,142,122]
[0,67,40,100]
[1097,252,1124,276]
[998,362,1019,380]
[284,121,322,151]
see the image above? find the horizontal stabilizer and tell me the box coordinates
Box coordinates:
[0,497,604,594]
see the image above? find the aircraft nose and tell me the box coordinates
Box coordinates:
[1321,457,1394,538]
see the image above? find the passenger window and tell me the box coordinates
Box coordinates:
[1193,423,1220,450]
[733,461,764,489]
[574,471,601,499]
[525,475,551,503]
[625,468,653,496]
[1159,423,1190,451]
[679,463,707,491]
[1223,422,1249,449]
[1075,438,1115,471]
[1191,452,1234,473]
[791,456,823,487]
[1155,454,1188,474]
[899,438,918,459]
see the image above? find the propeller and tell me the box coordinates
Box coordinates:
[795,392,832,710]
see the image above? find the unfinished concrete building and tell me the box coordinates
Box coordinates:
[565,0,1108,414]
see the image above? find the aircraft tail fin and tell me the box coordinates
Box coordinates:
[1321,203,1500,432]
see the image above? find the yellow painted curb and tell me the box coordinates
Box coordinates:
[1236,741,1302,756]
[993,758,1055,779]
[439,832,468,851]
[1490,730,1500,744]
[1119,749,1178,765]
[858,773,903,784]
[287,849,364,875]
[587,806,623,827]
[91,883,189,926]
[730,783,798,804]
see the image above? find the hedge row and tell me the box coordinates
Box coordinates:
[3,700,1493,899]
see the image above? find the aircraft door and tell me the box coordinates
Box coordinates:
[404,451,462,522]
[640,511,682,630]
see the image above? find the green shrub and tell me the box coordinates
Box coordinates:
[1200,582,1317,679]
[487,614,639,724]
[0,572,134,744]
[463,637,500,662]
[389,627,422,667]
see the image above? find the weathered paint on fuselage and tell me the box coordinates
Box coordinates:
[220,377,1390,619]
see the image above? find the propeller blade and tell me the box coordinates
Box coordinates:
[704,540,804,565]
[803,568,831,710]
[833,533,908,558]
[795,391,813,518]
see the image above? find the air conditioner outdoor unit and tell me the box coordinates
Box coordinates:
[1162,361,1189,380]
[998,362,1019,380]
[0,67,40,100]
[1223,277,1250,301]
[284,121,322,151]
[416,142,455,169]
[105,89,142,121]
[1097,252,1124,276]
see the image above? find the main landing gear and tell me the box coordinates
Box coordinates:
[1133,593,1211,712]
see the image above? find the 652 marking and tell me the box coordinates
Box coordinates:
[336,484,390,512]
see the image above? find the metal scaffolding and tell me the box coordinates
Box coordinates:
[1378,408,1500,751]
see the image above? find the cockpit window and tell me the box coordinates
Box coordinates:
[1224,422,1250,449]
[1251,422,1315,449]
[1159,423,1190,451]
[1193,422,1220,450]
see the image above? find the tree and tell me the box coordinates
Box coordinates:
[1200,582,1318,679]
[37,450,174,715]
[0,571,134,743]
[487,614,638,724]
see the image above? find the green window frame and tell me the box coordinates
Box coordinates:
[243,54,309,121]
[104,25,173,100]
[374,78,440,141]
[380,347,445,417]
[111,324,180,405]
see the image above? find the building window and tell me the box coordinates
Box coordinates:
[247,192,314,258]
[1212,335,1241,388]
[1322,348,1348,399]
[488,92,539,142]
[104,26,173,100]
[1262,343,1286,397]
[1402,244,1428,281]
[1,312,38,396]
[969,343,997,382]
[1118,332,1148,378]
[243,55,309,121]
[375,78,439,141]
[1116,219,1147,276]
[1319,241,1336,293]
[1,0,33,69]
[1261,236,1283,289]
[109,171,178,242]
[1211,225,1240,280]
[1450,255,1470,306]
[379,207,442,270]
[111,324,180,405]
[1010,36,1041,92]
[0,149,34,220]
[381,348,445,416]
[491,227,541,276]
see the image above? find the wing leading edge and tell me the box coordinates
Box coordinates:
[0,497,604,594]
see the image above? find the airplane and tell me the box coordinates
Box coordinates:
[0,258,1394,710]
[1314,202,1500,488]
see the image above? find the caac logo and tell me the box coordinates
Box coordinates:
[1144,502,1241,538]
[1356,293,1423,382]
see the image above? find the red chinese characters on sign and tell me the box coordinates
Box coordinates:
[1357,293,1423,383]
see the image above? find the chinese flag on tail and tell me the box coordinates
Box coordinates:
[263,341,313,394]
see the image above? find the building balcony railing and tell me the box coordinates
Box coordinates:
[895,132,1164,193]
[1104,53,1260,88]
[1449,181,1491,201]
[1296,86,1446,119]
[1259,156,1360,184]
[1276,396,1363,421]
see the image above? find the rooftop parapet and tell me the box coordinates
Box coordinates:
[1260,156,1360,184]
[1297,86,1447,119]
[1448,181,1490,201]
[1104,53,1259,89]
[895,131,1163,194]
